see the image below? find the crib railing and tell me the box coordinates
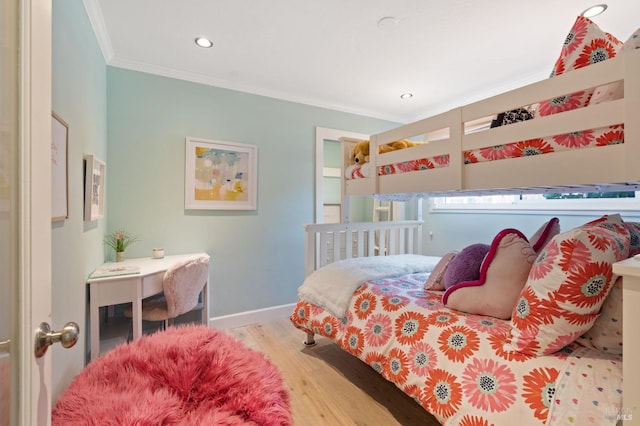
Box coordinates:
[303,220,423,275]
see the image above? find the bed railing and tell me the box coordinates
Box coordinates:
[303,220,423,275]
[344,48,640,197]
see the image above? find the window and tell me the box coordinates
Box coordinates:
[430,191,640,214]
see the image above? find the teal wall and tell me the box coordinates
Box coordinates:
[50,2,397,398]
[105,68,397,317]
[51,1,107,398]
[50,0,398,401]
[421,210,640,256]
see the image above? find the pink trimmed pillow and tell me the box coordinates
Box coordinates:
[424,251,457,291]
[443,229,537,320]
[506,214,630,356]
[529,217,560,253]
[538,16,622,117]
[577,276,622,355]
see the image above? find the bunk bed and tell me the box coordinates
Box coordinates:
[291,17,639,426]
[342,52,639,199]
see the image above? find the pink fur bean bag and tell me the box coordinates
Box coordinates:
[52,324,292,425]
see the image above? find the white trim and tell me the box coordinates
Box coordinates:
[208,303,296,331]
[315,127,369,224]
[82,0,114,62]
[323,167,341,178]
[107,56,410,122]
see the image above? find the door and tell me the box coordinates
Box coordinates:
[1,1,53,425]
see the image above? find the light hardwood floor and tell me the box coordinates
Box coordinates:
[226,317,441,426]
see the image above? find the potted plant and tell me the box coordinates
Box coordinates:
[104,229,138,262]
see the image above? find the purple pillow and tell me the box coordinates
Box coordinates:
[443,243,490,289]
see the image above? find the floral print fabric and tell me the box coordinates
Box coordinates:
[290,272,622,425]
[539,15,622,117]
[464,125,624,165]
[577,277,622,356]
[506,214,630,356]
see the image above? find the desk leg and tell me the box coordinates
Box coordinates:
[202,279,209,326]
[132,294,143,340]
[90,284,100,362]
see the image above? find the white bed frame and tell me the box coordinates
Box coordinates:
[304,220,423,275]
[303,48,640,422]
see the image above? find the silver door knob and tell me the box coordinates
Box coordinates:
[34,322,79,358]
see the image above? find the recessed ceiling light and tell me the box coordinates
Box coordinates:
[377,16,399,30]
[195,37,213,48]
[581,4,607,18]
[400,93,413,99]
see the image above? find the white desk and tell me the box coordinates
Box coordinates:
[87,253,210,361]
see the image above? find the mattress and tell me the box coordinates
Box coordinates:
[290,272,622,425]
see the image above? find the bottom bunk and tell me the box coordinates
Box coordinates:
[291,214,637,425]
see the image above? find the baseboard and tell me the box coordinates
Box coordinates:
[208,303,296,330]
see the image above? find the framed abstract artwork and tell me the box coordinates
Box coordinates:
[185,137,257,210]
[51,112,69,222]
[84,154,106,221]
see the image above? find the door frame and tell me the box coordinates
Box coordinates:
[314,127,369,223]
[15,1,53,424]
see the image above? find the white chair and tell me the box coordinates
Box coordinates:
[125,255,210,331]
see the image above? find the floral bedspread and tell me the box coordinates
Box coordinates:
[290,272,622,425]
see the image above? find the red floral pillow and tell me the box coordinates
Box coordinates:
[591,27,640,104]
[578,221,640,356]
[538,16,622,117]
[465,18,623,166]
[577,276,622,355]
[505,214,630,356]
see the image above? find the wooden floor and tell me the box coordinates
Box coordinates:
[226,317,441,426]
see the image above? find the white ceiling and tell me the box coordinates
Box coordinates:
[84,0,639,123]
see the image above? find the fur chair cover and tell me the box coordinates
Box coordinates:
[165,255,209,319]
[52,325,292,425]
[135,255,210,322]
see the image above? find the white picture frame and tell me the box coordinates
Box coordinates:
[185,137,258,210]
[84,154,105,221]
[51,112,69,222]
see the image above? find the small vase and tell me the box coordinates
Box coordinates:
[115,251,125,262]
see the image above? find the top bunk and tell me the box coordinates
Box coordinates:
[342,24,640,199]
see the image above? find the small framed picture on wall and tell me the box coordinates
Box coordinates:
[84,154,106,221]
[51,112,69,222]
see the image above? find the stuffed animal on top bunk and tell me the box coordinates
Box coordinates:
[424,217,561,319]
[350,139,425,165]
